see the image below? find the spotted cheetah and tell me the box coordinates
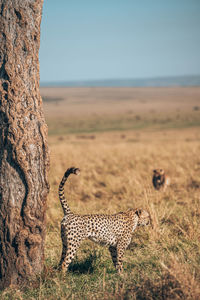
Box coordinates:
[152,169,170,191]
[58,167,150,273]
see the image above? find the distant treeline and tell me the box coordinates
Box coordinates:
[40,75,200,88]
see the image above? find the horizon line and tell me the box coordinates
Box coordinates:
[40,74,200,88]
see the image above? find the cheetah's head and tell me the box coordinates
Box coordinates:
[135,209,151,226]
[153,169,165,183]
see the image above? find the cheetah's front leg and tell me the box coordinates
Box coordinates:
[109,243,125,274]
[110,237,131,274]
[116,242,126,274]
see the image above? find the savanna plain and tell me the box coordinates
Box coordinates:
[2,87,200,299]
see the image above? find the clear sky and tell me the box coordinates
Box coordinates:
[39,0,200,83]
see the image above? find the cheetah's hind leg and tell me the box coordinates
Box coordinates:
[58,225,68,270]
[60,239,82,273]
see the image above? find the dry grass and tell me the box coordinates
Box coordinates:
[1,87,200,299]
[41,87,200,135]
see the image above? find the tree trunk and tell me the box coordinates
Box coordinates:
[0,0,49,288]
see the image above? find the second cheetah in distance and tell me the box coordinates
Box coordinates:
[152,169,170,191]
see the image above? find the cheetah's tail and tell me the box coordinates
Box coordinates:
[58,167,80,215]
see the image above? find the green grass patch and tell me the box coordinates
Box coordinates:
[46,111,200,135]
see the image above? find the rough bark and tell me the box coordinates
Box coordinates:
[0,0,49,288]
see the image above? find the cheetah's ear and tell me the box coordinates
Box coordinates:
[135,209,142,217]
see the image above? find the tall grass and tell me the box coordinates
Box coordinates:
[1,86,200,299]
[2,128,199,299]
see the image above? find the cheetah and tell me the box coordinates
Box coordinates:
[58,167,150,274]
[152,169,170,191]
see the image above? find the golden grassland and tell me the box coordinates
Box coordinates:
[1,87,200,299]
[42,87,200,135]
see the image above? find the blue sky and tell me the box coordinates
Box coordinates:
[40,0,200,82]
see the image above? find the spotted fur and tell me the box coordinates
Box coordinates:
[58,167,150,273]
[152,169,170,191]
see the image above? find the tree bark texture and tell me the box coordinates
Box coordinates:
[0,0,49,288]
